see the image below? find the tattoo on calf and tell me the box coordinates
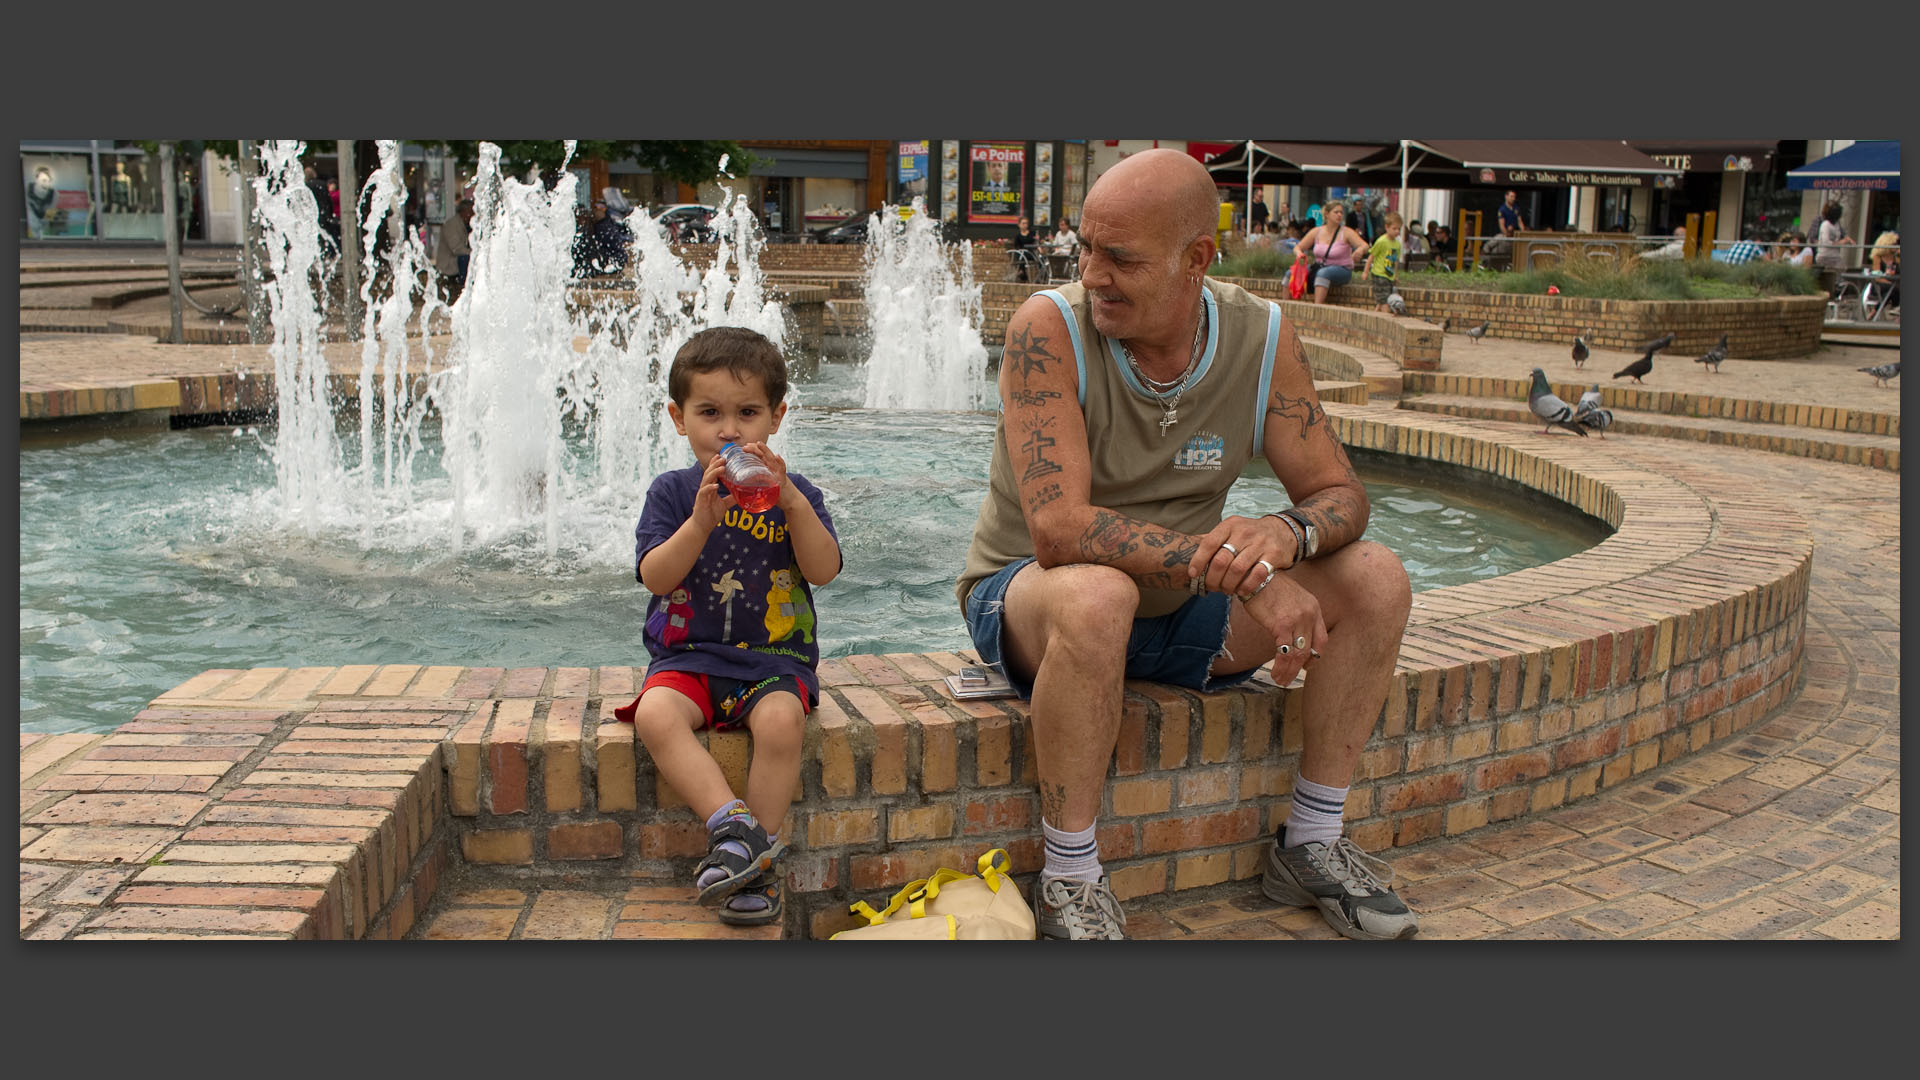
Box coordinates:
[1039,781,1067,826]
[1005,325,1055,379]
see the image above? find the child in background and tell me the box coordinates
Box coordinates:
[615,326,842,926]
[1365,211,1405,311]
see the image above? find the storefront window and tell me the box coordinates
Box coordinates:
[21,152,96,239]
[95,151,167,241]
[1061,142,1089,230]
[802,178,861,225]
[1741,170,1804,242]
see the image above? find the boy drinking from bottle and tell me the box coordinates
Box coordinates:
[614,326,841,926]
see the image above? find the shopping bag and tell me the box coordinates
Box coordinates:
[1286,256,1311,300]
[830,848,1035,940]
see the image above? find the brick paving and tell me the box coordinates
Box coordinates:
[18,256,1900,941]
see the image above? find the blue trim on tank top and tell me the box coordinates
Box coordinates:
[1036,289,1087,407]
[1255,301,1282,447]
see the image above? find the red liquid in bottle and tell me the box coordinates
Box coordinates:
[719,443,781,513]
[730,483,781,514]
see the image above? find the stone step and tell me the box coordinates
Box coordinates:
[1400,393,1899,472]
[1401,372,1899,439]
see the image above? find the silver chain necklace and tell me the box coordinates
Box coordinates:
[1119,299,1207,437]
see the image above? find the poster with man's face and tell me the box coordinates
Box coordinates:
[22,154,95,238]
[968,142,1025,225]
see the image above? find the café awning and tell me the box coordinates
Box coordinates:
[1787,140,1899,191]
[1404,139,1683,188]
[1204,140,1397,183]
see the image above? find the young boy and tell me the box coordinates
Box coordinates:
[1365,211,1405,311]
[614,326,842,926]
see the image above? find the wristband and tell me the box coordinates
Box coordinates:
[1265,511,1304,567]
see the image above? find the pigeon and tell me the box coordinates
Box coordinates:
[1859,360,1900,387]
[1614,345,1655,383]
[1638,331,1676,355]
[1694,333,1728,373]
[1386,292,1408,316]
[1466,320,1490,344]
[1528,367,1588,437]
[1573,385,1612,438]
[1571,331,1589,368]
[1437,317,1451,334]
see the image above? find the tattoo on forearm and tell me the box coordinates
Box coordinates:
[1028,482,1063,510]
[1267,391,1325,435]
[1005,325,1055,379]
[1007,388,1062,408]
[1079,510,1140,562]
[1020,428,1061,485]
[1162,540,1199,567]
[1039,780,1067,826]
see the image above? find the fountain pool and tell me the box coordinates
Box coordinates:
[18,359,1609,735]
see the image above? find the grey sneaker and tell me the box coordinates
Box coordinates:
[1262,835,1419,940]
[1035,875,1127,940]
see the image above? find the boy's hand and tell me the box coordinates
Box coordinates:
[690,454,735,531]
[740,442,801,510]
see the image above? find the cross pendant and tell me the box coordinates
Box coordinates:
[1159,409,1177,436]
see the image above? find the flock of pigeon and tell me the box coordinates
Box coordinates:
[1414,312,1902,440]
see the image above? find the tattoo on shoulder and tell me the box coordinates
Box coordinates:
[1020,427,1062,485]
[1290,334,1312,372]
[1005,324,1056,379]
[1007,388,1062,408]
[1267,391,1325,435]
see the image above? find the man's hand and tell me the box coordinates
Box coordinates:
[1187,515,1297,598]
[1247,572,1328,686]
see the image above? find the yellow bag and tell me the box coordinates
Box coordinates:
[830,849,1035,940]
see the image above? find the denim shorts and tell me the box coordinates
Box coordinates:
[1313,264,1353,288]
[961,557,1260,699]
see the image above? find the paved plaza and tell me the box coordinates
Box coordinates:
[18,247,1901,941]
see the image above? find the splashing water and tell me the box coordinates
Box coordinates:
[860,198,989,411]
[249,139,793,567]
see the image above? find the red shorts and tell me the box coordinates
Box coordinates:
[613,670,811,732]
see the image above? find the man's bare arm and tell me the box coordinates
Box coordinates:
[1002,298,1202,589]
[1263,319,1370,551]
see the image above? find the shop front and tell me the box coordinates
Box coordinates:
[914,140,1086,242]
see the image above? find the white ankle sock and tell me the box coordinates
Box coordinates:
[1282,775,1348,848]
[1041,818,1103,883]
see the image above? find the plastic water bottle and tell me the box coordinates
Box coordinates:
[718,443,781,513]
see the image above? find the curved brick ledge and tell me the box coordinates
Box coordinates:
[17,407,1811,939]
[1376,286,1825,360]
[1402,371,1899,440]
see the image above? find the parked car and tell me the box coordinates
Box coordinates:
[651,203,719,244]
[811,213,870,245]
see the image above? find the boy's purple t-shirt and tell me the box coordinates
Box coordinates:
[633,465,838,705]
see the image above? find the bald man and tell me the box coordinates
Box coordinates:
[957,149,1418,939]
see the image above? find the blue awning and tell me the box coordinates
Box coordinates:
[1786,141,1899,191]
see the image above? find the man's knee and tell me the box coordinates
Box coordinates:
[1326,540,1413,625]
[1024,564,1139,643]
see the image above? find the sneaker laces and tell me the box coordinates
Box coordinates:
[1322,836,1396,895]
[1044,877,1127,939]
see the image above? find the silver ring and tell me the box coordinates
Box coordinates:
[1277,643,1291,656]
[1256,559,1276,579]
[1293,636,1307,650]
[1220,542,1239,557]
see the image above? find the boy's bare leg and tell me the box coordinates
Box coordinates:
[629,685,735,820]
[742,691,806,839]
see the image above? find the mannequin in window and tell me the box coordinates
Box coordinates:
[107,160,133,214]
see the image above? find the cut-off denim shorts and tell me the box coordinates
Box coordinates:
[961,557,1262,699]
